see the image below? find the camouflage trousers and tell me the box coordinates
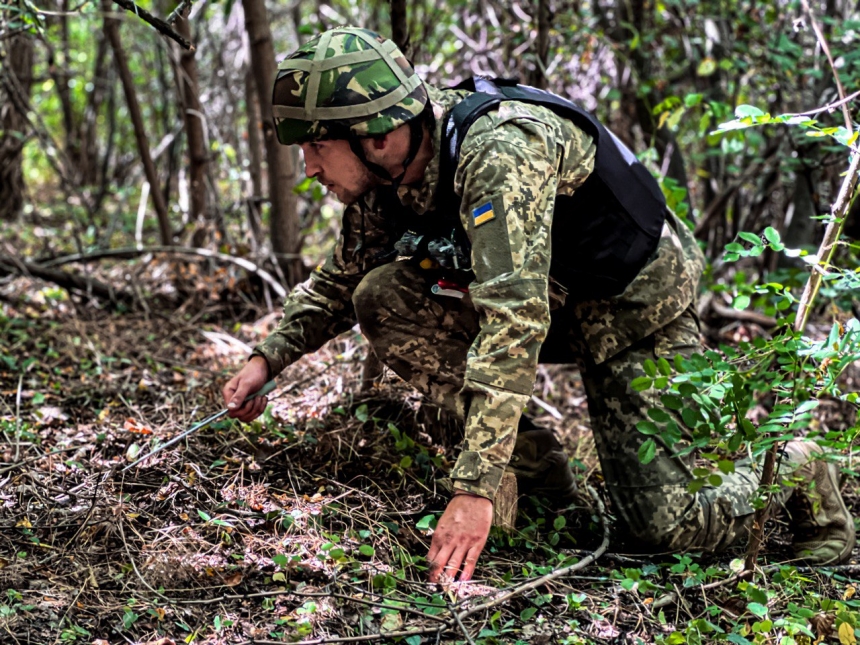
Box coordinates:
[352,260,759,553]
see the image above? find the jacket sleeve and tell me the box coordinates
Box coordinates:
[447,113,594,500]
[252,198,392,377]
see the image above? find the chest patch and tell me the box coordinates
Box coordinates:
[472,202,496,226]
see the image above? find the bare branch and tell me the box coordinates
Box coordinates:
[110,0,195,51]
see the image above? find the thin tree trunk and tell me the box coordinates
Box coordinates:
[531,0,550,89]
[244,67,264,199]
[174,9,208,223]
[390,0,408,54]
[81,30,109,186]
[105,5,172,245]
[241,0,302,285]
[0,34,35,221]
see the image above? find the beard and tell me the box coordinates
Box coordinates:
[323,162,381,205]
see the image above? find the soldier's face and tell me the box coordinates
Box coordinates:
[300,139,379,204]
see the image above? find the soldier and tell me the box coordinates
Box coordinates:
[223,27,855,581]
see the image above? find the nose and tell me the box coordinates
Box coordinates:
[302,148,320,179]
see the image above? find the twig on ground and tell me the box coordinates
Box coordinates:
[0,446,82,476]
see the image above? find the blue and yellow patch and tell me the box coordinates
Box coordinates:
[472,202,495,226]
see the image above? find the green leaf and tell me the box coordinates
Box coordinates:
[735,105,765,118]
[697,57,717,76]
[520,607,537,621]
[681,407,698,428]
[739,231,762,244]
[359,545,375,557]
[553,516,567,531]
[354,404,369,422]
[197,510,211,522]
[631,377,653,392]
[708,474,723,486]
[399,456,413,469]
[647,408,670,423]
[733,295,751,310]
[725,242,746,253]
[747,602,768,618]
[661,394,683,410]
[643,359,657,377]
[763,227,781,245]
[636,420,659,435]
[638,439,657,464]
[416,514,436,531]
[718,460,736,475]
[405,637,422,645]
[728,634,753,645]
[657,358,672,376]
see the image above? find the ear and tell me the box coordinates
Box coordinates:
[368,134,389,151]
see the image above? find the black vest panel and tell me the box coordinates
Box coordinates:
[438,77,669,300]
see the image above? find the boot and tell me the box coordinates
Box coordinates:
[506,416,577,504]
[781,441,856,565]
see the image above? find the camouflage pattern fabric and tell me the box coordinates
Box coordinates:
[253,83,702,503]
[272,27,427,145]
[349,260,768,550]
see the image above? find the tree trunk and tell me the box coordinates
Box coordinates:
[390,0,408,54]
[105,5,172,245]
[81,30,109,186]
[174,9,208,223]
[241,0,303,286]
[244,67,264,199]
[531,0,550,89]
[0,34,35,221]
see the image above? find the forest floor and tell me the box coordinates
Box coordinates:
[2,253,860,645]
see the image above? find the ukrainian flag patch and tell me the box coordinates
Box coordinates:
[473,202,495,226]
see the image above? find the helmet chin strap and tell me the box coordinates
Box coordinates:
[348,119,425,190]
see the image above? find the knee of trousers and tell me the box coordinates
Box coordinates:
[352,262,424,341]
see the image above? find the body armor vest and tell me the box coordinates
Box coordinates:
[434,77,669,300]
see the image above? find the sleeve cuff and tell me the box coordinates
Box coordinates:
[450,450,506,501]
[250,347,283,380]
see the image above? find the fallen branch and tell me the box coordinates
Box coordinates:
[710,299,778,328]
[0,253,137,308]
[39,245,288,299]
[110,0,195,51]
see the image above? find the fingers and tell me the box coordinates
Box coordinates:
[232,395,268,422]
[427,538,474,583]
[224,378,268,421]
[458,546,481,582]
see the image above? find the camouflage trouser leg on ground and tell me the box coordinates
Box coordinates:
[353,260,762,553]
[581,308,760,552]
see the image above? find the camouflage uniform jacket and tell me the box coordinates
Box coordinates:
[253,84,705,501]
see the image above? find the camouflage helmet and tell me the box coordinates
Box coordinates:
[272,27,428,145]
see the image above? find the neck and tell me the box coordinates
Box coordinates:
[397,123,434,185]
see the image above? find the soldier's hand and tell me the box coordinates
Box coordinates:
[223,356,270,422]
[427,491,493,582]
